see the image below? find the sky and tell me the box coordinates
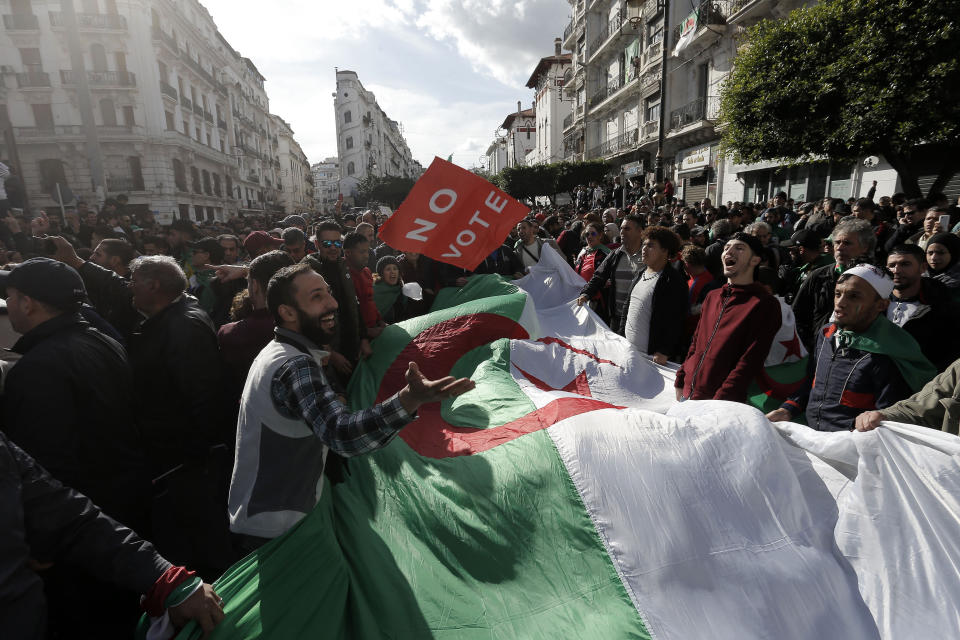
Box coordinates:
[203,0,570,170]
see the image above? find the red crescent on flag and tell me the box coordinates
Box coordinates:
[375,314,621,458]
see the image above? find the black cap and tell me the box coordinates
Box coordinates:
[0,257,87,312]
[168,218,197,235]
[781,228,823,250]
[188,237,225,264]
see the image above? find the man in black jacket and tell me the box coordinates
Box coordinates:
[617,226,688,363]
[0,432,223,639]
[577,214,645,331]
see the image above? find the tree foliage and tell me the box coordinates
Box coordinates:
[719,0,960,197]
[498,160,611,203]
[355,175,417,208]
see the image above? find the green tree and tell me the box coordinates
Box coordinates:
[355,175,417,208]
[497,160,611,204]
[719,0,960,198]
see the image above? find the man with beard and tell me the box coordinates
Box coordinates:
[228,263,475,551]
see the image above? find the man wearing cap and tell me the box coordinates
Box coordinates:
[0,258,157,634]
[244,230,285,259]
[675,233,782,403]
[767,265,936,431]
[778,228,831,304]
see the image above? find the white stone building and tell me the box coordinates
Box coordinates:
[525,39,572,166]
[500,106,536,168]
[484,140,507,175]
[333,69,421,206]
[311,156,339,213]
[0,0,306,222]
[269,114,312,213]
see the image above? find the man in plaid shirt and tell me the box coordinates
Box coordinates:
[228,263,474,550]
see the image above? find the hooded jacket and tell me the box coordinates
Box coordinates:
[675,282,782,402]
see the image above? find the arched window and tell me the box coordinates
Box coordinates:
[346,162,355,176]
[190,166,201,194]
[201,169,211,194]
[343,110,352,124]
[345,136,353,150]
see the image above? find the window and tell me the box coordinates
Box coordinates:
[178,204,190,220]
[202,169,211,194]
[191,166,201,193]
[38,159,67,194]
[343,110,352,124]
[346,161,355,176]
[19,48,41,73]
[193,205,203,221]
[122,105,135,127]
[213,173,221,197]
[345,136,353,150]
[173,159,187,191]
[90,43,108,72]
[31,103,54,128]
[165,111,175,130]
[128,156,144,191]
[100,98,117,126]
[645,95,660,123]
[115,51,127,73]
[225,175,233,199]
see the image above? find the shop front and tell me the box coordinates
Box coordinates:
[675,143,717,205]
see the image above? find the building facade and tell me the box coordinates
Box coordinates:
[311,156,339,214]
[500,105,536,168]
[525,40,572,166]
[333,69,421,206]
[0,0,306,222]
[270,114,312,213]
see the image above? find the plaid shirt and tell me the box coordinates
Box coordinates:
[269,328,413,456]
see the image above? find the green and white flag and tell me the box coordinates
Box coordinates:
[187,246,960,639]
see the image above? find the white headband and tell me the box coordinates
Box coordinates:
[844,264,894,299]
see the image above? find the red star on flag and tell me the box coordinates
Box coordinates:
[780,333,803,361]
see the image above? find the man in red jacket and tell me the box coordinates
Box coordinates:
[675,232,782,402]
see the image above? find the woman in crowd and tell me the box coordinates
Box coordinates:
[575,222,611,283]
[924,232,960,299]
[373,256,426,323]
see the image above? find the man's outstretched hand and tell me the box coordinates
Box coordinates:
[168,582,225,638]
[398,362,475,415]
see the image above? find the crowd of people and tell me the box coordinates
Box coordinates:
[1,181,960,638]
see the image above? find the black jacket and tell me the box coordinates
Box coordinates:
[77,261,140,337]
[1,313,150,532]
[894,279,960,372]
[303,254,365,364]
[615,266,689,358]
[128,296,225,475]
[0,433,169,640]
[580,246,640,327]
[791,262,840,353]
[783,323,912,431]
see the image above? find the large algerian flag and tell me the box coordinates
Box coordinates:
[186,246,960,639]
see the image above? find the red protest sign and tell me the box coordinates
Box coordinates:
[377,157,529,270]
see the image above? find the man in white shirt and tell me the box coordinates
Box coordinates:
[514,218,559,272]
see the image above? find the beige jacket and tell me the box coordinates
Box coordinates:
[882,359,960,435]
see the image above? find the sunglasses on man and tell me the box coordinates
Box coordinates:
[321,240,342,248]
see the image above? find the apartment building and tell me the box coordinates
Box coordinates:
[333,69,422,206]
[270,114,312,213]
[0,0,305,222]
[311,156,339,213]
[525,39,572,166]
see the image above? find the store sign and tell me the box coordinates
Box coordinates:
[623,161,643,177]
[679,145,711,172]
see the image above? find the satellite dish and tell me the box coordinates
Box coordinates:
[863,156,880,168]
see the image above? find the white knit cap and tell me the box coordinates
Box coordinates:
[843,264,894,299]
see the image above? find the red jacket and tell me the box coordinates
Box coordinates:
[349,266,382,328]
[675,282,781,402]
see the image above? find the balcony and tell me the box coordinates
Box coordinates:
[669,96,720,132]
[643,0,662,20]
[14,125,83,138]
[193,104,203,117]
[638,119,660,145]
[725,0,771,25]
[60,69,136,88]
[16,71,51,88]
[562,113,574,131]
[203,110,214,124]
[643,39,663,69]
[160,81,178,101]
[106,176,145,192]
[3,13,39,30]
[563,19,574,42]
[217,118,227,130]
[98,124,144,137]
[151,26,179,54]
[672,1,727,56]
[49,11,126,30]
[601,127,639,157]
[589,9,628,59]
[180,96,193,111]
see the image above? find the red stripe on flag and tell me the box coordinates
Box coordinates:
[536,337,622,368]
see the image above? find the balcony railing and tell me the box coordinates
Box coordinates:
[14,125,83,137]
[16,71,50,88]
[3,13,39,29]
[563,19,574,41]
[49,11,127,30]
[589,74,629,109]
[639,119,660,143]
[640,68,661,92]
[61,69,136,87]
[160,81,178,101]
[563,113,574,130]
[217,118,227,130]
[193,104,204,117]
[672,1,727,46]
[180,96,193,111]
[106,176,144,192]
[669,96,720,131]
[643,0,661,19]
[203,110,214,124]
[590,9,625,56]
[599,127,638,157]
